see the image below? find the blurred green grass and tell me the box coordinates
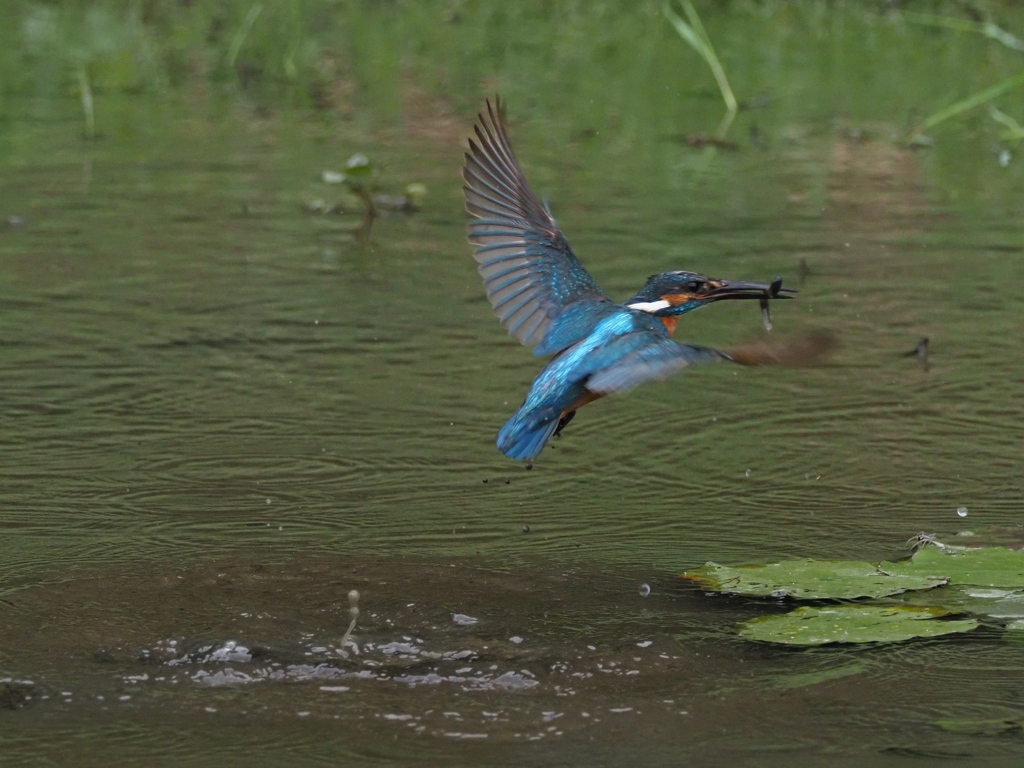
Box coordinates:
[1,0,1022,215]
[2,2,1021,120]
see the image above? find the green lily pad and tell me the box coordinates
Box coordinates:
[886,546,1024,588]
[957,588,1024,617]
[904,585,1024,620]
[738,605,978,646]
[682,559,948,600]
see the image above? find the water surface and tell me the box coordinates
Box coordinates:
[3,4,1024,765]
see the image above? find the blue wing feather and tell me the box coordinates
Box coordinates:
[464,99,612,353]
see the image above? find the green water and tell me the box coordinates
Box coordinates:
[2,2,1024,765]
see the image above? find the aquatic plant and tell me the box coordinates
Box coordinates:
[19,4,164,137]
[897,7,1024,144]
[683,558,947,600]
[662,0,737,135]
[902,10,1024,53]
[989,104,1024,144]
[684,538,1024,646]
[913,70,1024,143]
[739,605,978,647]
[226,3,265,71]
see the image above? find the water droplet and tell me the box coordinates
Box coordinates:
[956,506,968,518]
[638,583,651,597]
[744,469,752,478]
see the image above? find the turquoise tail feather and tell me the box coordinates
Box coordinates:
[496,407,560,462]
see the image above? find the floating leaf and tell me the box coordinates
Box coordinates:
[905,585,1024,621]
[344,153,373,177]
[682,559,947,600]
[766,660,869,690]
[739,605,978,646]
[936,717,1024,736]
[886,546,1024,589]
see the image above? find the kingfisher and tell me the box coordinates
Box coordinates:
[463,99,802,462]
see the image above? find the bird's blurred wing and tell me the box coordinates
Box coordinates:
[588,330,839,394]
[724,331,838,367]
[586,337,729,395]
[464,99,611,352]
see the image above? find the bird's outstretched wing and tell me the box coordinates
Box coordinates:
[464,99,611,352]
[586,336,729,395]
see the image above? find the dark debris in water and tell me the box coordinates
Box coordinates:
[1,679,39,710]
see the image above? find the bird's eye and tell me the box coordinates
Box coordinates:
[685,280,702,292]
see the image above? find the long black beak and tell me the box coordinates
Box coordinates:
[706,276,795,302]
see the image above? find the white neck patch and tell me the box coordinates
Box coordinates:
[627,299,671,313]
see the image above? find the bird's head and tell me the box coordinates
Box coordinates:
[626,270,794,316]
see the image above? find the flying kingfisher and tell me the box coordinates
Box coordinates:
[464,99,807,462]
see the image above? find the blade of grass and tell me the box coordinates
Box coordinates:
[663,0,737,116]
[902,11,1024,53]
[227,3,263,69]
[989,106,1024,142]
[78,65,95,139]
[916,70,1024,138]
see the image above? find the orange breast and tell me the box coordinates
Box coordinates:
[562,389,602,418]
